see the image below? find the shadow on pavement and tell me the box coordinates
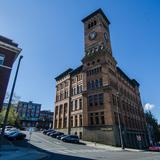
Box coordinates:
[12,139,93,160]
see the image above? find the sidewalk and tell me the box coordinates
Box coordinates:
[81,140,144,152]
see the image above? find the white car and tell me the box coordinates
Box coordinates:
[0,126,14,133]
[5,128,19,135]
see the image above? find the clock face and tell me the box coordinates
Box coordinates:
[89,32,97,40]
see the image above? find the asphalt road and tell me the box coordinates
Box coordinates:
[14,131,160,160]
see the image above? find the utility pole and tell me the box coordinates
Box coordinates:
[1,55,23,135]
[116,92,125,150]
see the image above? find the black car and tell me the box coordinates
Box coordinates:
[62,135,79,143]
[43,129,53,135]
[46,130,56,136]
[7,132,26,141]
[51,132,64,138]
[57,134,67,140]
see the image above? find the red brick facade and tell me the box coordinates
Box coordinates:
[53,9,148,149]
[0,36,21,111]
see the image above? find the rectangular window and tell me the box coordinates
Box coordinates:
[59,105,63,114]
[75,100,77,110]
[80,115,82,126]
[0,54,5,65]
[95,80,99,88]
[71,116,73,127]
[59,118,62,128]
[95,116,99,124]
[64,117,67,128]
[90,116,94,125]
[99,78,103,87]
[101,116,105,124]
[88,96,93,106]
[71,101,73,111]
[80,85,83,93]
[91,80,95,89]
[64,103,67,113]
[87,82,90,89]
[99,94,104,105]
[79,99,82,109]
[77,85,79,94]
[75,115,78,127]
[74,88,76,95]
[94,95,98,106]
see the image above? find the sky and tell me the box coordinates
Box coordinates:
[0,0,160,123]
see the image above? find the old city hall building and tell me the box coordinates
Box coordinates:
[53,9,148,149]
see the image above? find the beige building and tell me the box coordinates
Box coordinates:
[53,9,148,149]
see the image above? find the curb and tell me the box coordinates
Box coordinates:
[80,140,144,152]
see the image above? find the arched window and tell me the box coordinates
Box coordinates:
[94,20,97,25]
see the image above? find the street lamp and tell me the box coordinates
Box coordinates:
[116,92,125,150]
[1,55,23,135]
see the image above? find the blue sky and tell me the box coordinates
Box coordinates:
[0,0,159,123]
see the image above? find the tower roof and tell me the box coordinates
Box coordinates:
[82,8,110,24]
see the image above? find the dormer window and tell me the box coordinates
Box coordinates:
[0,54,5,65]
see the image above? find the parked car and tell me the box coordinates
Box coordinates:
[2,126,15,132]
[4,130,19,138]
[43,129,53,134]
[4,128,19,136]
[51,132,64,138]
[149,144,160,152]
[49,131,58,137]
[61,135,79,143]
[5,126,14,130]
[46,130,56,136]
[57,134,67,140]
[7,132,26,141]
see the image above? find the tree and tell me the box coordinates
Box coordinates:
[145,111,160,142]
[5,92,21,105]
[0,105,21,128]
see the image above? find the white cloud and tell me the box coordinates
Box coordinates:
[144,103,155,110]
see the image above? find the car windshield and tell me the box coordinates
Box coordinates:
[10,132,19,136]
[9,131,18,135]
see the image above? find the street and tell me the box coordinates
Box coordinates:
[13,131,160,160]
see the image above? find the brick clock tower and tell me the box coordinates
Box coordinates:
[54,9,147,148]
[83,8,112,56]
[81,9,147,147]
[82,9,118,145]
